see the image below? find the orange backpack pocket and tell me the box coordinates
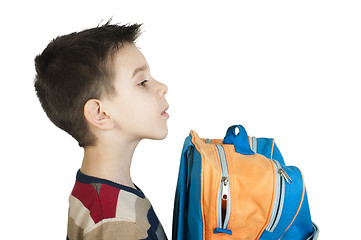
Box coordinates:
[191,131,276,240]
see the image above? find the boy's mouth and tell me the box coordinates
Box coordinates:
[161,105,169,118]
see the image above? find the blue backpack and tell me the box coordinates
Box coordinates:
[172,124,319,239]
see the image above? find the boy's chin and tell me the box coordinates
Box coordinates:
[147,128,168,140]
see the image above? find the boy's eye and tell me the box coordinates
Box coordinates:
[139,80,149,87]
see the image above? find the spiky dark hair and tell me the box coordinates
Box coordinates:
[34,21,142,147]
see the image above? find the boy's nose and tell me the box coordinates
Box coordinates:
[156,80,168,96]
[162,83,168,95]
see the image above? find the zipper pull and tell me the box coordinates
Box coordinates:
[279,168,292,184]
[221,177,229,200]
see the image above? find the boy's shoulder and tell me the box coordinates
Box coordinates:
[67,170,167,240]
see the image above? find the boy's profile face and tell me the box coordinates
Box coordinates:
[100,43,169,142]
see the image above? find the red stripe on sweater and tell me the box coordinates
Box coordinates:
[99,184,120,219]
[71,181,103,224]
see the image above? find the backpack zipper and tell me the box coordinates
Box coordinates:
[215,144,231,231]
[205,139,232,234]
[266,159,292,232]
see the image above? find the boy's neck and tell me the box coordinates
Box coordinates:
[80,139,141,189]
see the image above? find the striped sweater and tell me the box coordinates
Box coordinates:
[67,170,167,240]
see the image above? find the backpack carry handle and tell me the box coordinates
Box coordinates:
[223,125,255,155]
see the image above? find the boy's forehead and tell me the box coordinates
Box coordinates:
[112,43,149,79]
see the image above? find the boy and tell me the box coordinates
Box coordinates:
[34,21,169,240]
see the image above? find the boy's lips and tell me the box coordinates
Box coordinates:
[161,105,169,118]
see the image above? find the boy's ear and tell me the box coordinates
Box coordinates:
[83,99,114,130]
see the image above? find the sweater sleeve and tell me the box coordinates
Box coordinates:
[83,219,140,240]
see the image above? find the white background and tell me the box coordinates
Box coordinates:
[1,0,360,239]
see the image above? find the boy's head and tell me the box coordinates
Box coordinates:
[34,21,169,148]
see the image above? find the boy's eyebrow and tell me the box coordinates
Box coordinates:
[132,65,148,79]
